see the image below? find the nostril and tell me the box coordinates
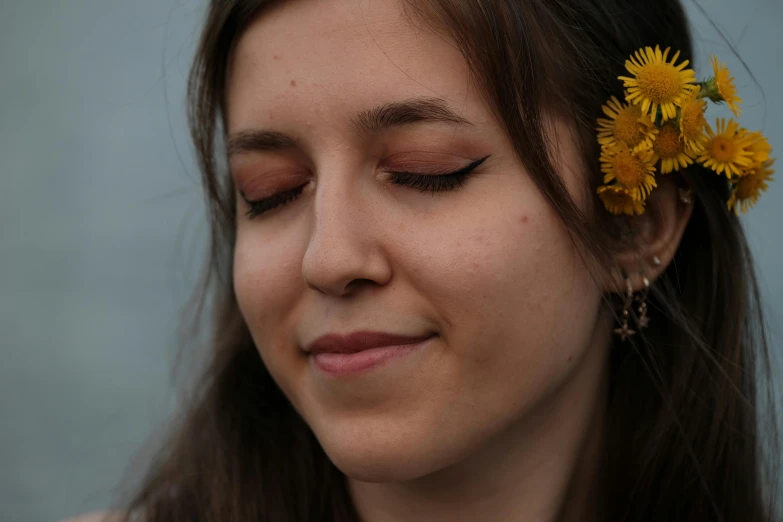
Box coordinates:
[341,278,382,295]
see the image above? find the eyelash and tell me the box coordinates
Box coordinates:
[241,155,490,220]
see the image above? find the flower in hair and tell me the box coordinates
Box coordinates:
[597,185,646,216]
[744,131,772,169]
[597,96,658,152]
[651,121,695,174]
[600,144,657,201]
[698,118,754,177]
[596,46,775,215]
[728,159,775,213]
[619,45,699,122]
[706,56,743,117]
[678,89,709,154]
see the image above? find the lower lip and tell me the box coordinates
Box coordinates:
[312,336,434,376]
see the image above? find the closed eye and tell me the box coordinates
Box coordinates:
[240,154,490,219]
[385,155,490,195]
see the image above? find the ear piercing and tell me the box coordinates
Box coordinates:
[614,275,651,341]
[614,277,637,341]
[635,276,650,329]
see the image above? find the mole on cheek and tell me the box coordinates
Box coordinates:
[290,79,296,87]
[520,215,528,223]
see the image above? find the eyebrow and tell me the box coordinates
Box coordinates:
[352,97,473,134]
[227,97,472,157]
[227,130,297,158]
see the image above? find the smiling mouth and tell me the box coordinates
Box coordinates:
[310,335,436,376]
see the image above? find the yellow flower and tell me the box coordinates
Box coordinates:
[709,55,743,117]
[619,45,698,122]
[742,131,772,169]
[727,159,775,214]
[678,89,709,154]
[600,144,658,201]
[597,185,646,216]
[698,118,755,177]
[597,96,658,151]
[652,121,694,174]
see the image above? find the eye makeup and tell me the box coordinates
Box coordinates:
[238,154,490,220]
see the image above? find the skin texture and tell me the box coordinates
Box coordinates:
[226,0,616,520]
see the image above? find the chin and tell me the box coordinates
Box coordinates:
[328,448,438,483]
[316,425,459,483]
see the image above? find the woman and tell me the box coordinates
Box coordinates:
[68,0,779,520]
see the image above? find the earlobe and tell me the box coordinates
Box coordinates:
[607,175,694,293]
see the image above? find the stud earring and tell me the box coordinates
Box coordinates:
[614,277,636,341]
[679,188,693,205]
[652,256,661,266]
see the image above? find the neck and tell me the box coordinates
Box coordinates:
[347,321,610,522]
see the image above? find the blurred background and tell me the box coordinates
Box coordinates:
[1,1,781,521]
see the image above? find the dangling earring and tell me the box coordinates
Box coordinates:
[635,276,650,329]
[614,277,636,341]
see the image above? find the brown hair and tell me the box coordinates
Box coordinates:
[113,1,779,520]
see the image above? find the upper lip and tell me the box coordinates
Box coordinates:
[305,331,435,355]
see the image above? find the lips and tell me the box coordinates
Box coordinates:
[305,331,435,355]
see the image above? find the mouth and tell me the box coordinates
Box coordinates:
[307,333,436,376]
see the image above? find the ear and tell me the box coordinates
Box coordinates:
[606,175,694,293]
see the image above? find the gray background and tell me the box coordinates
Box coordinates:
[1,1,781,521]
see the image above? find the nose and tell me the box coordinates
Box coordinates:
[301,175,392,296]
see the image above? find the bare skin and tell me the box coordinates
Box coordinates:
[66,1,692,521]
[225,1,612,521]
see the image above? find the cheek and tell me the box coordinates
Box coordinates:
[233,232,302,343]
[233,232,312,406]
[397,185,601,390]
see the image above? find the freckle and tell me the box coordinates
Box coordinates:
[290,79,296,87]
[268,112,274,120]
[273,54,280,60]
[568,355,573,362]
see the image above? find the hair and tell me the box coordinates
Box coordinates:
[112,0,779,521]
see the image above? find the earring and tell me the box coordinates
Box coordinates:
[678,188,693,205]
[635,276,651,329]
[614,275,651,341]
[614,277,636,341]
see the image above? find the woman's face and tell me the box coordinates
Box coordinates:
[228,0,609,481]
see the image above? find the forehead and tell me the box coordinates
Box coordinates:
[225,0,494,135]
